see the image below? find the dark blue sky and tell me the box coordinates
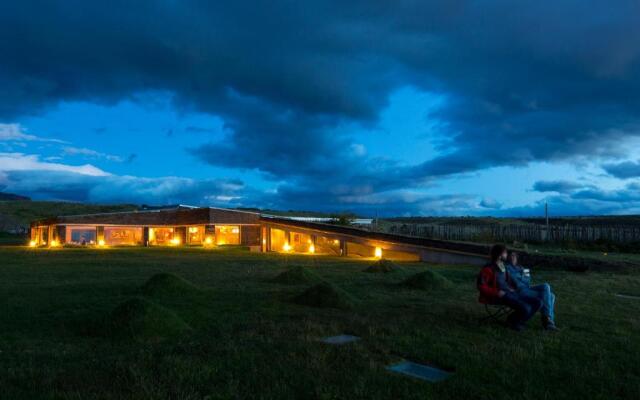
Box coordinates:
[1,1,640,216]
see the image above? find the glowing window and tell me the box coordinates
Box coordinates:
[290,232,311,252]
[149,227,174,245]
[269,228,286,251]
[187,226,204,244]
[66,226,97,245]
[216,225,240,245]
[104,227,143,246]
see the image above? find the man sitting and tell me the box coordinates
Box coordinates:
[477,244,542,331]
[506,251,558,331]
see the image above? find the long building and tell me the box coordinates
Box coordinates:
[30,206,488,264]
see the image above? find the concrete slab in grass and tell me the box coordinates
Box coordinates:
[387,360,453,382]
[321,334,360,345]
[615,293,640,300]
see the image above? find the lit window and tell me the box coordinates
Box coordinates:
[149,228,174,245]
[103,227,143,246]
[187,226,204,244]
[216,226,240,245]
[66,226,97,245]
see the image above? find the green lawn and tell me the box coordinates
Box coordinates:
[0,247,638,399]
[526,244,640,265]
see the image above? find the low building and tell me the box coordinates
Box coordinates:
[30,206,487,264]
[30,206,261,248]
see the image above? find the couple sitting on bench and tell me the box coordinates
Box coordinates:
[477,244,558,332]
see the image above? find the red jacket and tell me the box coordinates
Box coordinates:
[477,263,505,304]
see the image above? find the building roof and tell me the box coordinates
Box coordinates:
[259,215,491,255]
[32,206,260,227]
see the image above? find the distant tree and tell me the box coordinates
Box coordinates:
[0,192,30,201]
[0,213,27,234]
[329,213,356,226]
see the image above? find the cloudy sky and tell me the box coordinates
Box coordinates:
[2,1,640,216]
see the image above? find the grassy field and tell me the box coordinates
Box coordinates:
[0,247,638,399]
[525,244,640,265]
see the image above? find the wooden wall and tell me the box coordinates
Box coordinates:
[385,223,640,243]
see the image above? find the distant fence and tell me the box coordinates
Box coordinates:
[384,223,640,243]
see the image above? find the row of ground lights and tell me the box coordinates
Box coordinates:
[28,238,383,257]
[29,236,222,247]
[29,239,106,247]
[279,241,383,258]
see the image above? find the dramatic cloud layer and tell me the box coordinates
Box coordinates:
[532,180,586,194]
[2,1,640,214]
[602,160,640,179]
[0,153,249,205]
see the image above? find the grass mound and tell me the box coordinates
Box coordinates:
[292,282,354,310]
[400,270,452,291]
[140,273,201,298]
[363,259,401,273]
[271,266,320,285]
[109,297,190,341]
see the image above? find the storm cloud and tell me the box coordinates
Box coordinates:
[2,1,640,213]
[532,180,586,194]
[602,160,640,179]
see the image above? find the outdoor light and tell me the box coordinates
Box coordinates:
[170,237,181,245]
[50,240,59,247]
[204,236,213,245]
[283,242,291,252]
[98,239,105,247]
[29,240,36,247]
[308,244,315,254]
[374,247,383,259]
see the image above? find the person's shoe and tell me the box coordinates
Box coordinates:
[542,316,559,331]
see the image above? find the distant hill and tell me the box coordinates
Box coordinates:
[0,200,138,234]
[236,207,360,219]
[0,192,30,201]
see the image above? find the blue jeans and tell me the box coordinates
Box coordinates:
[520,283,555,322]
[498,292,542,326]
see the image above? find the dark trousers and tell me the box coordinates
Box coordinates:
[498,292,542,326]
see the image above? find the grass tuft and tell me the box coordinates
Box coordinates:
[271,266,321,285]
[292,282,354,310]
[399,270,452,291]
[363,258,401,273]
[140,272,202,298]
[109,297,191,341]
